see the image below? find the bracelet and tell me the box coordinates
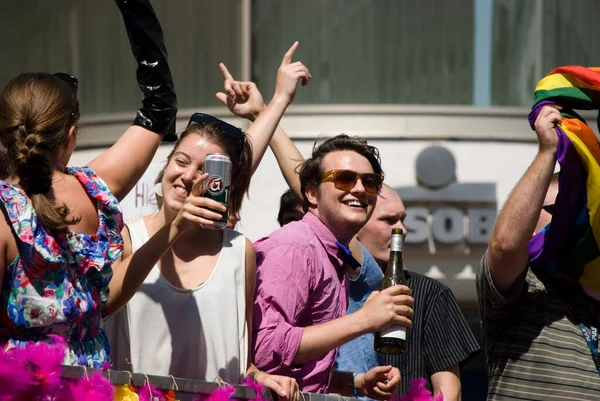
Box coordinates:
[351,373,360,397]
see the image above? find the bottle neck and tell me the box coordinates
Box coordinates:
[384,234,406,285]
[390,234,403,253]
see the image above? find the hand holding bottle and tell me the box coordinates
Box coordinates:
[358,285,414,332]
[375,228,411,354]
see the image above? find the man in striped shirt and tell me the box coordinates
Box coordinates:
[478,105,600,400]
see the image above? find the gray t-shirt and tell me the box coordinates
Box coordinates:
[477,251,600,400]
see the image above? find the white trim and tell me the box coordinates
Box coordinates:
[80,104,534,126]
[75,104,597,148]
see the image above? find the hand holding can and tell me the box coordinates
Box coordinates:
[172,173,227,232]
[202,153,232,230]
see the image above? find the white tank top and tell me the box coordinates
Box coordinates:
[103,218,248,384]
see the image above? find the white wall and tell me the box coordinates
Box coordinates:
[69,139,540,242]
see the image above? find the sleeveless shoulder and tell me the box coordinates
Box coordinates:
[124,217,149,252]
[66,166,123,227]
[224,228,247,257]
[225,228,244,242]
[65,166,124,272]
[0,166,124,273]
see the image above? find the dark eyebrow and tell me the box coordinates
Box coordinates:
[172,151,190,159]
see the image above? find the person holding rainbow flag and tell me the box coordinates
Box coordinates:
[478,67,600,400]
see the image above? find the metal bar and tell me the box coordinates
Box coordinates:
[240,0,252,82]
[62,365,267,398]
[61,366,360,401]
[473,0,494,106]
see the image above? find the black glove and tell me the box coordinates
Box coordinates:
[116,0,178,142]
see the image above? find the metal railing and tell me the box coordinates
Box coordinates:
[61,365,360,401]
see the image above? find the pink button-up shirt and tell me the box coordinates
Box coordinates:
[252,212,349,393]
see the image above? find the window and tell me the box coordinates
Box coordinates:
[8,1,599,111]
[492,0,600,106]
[0,0,243,114]
[251,0,474,105]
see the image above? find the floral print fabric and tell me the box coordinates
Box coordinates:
[0,166,124,367]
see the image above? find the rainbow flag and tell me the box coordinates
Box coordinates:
[528,66,600,291]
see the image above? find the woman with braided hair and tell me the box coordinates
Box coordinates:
[0,0,178,368]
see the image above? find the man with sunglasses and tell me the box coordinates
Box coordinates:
[252,135,411,399]
[479,105,600,399]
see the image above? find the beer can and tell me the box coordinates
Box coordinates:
[203,153,232,230]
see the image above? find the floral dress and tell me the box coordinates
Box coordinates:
[0,166,124,368]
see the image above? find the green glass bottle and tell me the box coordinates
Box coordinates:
[374,228,407,355]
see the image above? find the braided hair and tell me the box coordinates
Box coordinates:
[0,73,81,232]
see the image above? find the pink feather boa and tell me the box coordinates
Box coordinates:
[396,378,443,401]
[192,376,441,401]
[193,378,265,401]
[0,338,441,401]
[0,335,113,401]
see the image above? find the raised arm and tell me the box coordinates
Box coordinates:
[487,105,560,292]
[216,42,310,178]
[269,126,303,200]
[88,0,177,201]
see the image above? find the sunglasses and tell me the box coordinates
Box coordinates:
[188,113,246,154]
[54,73,79,129]
[321,169,383,195]
[542,204,555,215]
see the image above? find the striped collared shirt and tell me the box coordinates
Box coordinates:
[380,271,480,395]
[477,251,600,400]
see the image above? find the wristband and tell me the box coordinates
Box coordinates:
[351,373,360,398]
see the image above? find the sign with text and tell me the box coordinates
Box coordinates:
[119,163,163,221]
[395,146,497,291]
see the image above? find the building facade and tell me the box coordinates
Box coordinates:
[5,1,600,399]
